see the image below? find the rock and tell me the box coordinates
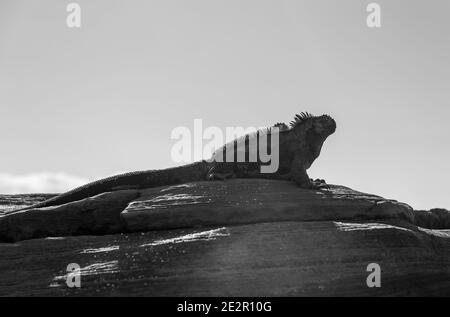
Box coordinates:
[0,190,139,242]
[0,179,434,243]
[121,179,414,232]
[367,200,415,223]
[0,221,449,296]
[0,179,448,296]
[414,208,450,229]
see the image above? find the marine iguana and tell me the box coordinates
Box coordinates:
[18,112,336,210]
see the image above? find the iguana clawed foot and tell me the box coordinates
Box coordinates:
[310,178,330,190]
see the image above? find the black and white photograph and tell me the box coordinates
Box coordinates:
[0,0,449,300]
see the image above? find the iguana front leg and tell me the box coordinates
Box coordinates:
[290,157,328,190]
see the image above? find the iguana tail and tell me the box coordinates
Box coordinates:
[16,161,210,211]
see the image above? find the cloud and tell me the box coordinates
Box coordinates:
[0,172,89,194]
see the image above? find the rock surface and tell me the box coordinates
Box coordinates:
[414,208,450,229]
[0,179,449,296]
[0,179,417,242]
[122,180,415,231]
[0,190,139,242]
[0,221,449,296]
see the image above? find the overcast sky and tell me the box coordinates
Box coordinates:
[0,0,449,209]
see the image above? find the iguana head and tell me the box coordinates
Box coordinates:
[289,112,336,138]
[288,112,336,163]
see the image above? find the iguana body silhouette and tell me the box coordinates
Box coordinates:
[19,112,336,210]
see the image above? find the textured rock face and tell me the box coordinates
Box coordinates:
[121,180,415,232]
[0,179,417,242]
[0,221,449,296]
[0,179,449,296]
[0,190,139,242]
[414,208,450,229]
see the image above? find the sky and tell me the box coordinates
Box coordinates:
[0,0,449,210]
